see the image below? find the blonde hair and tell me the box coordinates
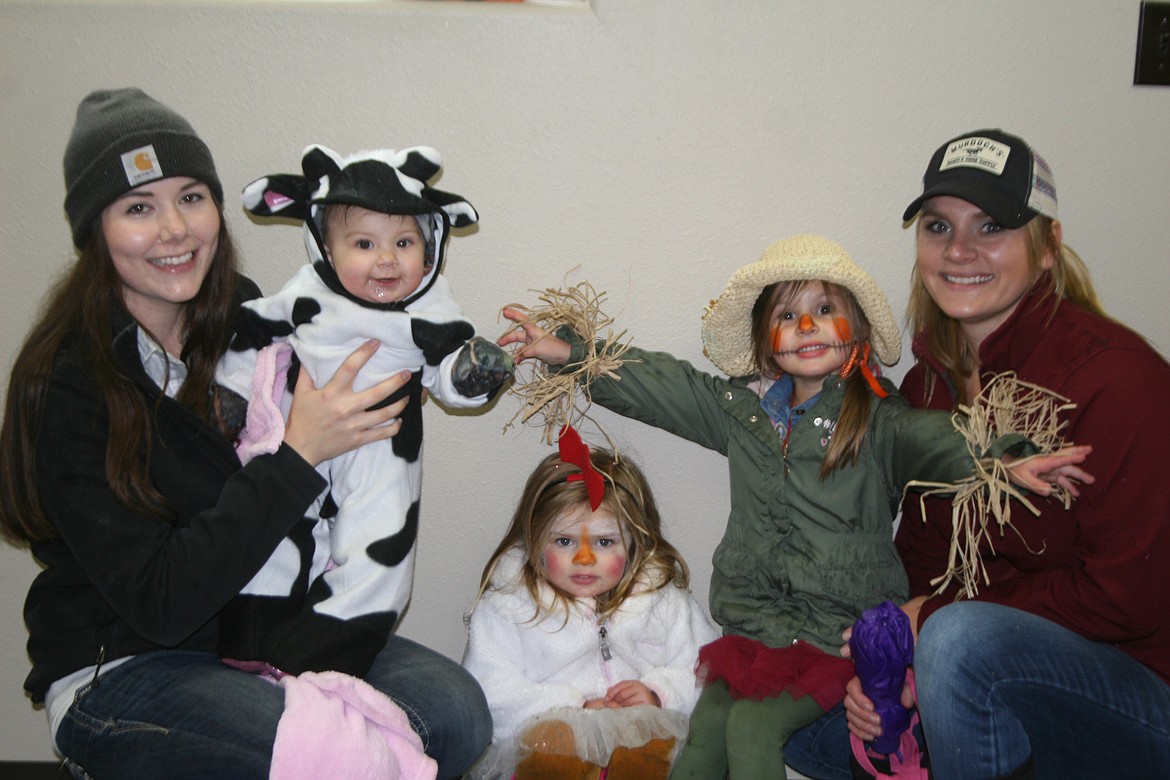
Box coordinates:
[749,280,878,478]
[474,448,688,624]
[907,216,1109,406]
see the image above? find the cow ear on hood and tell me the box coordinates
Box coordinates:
[396,147,443,185]
[301,144,344,184]
[422,185,479,229]
[241,174,312,221]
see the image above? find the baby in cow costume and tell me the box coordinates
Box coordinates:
[216,144,512,676]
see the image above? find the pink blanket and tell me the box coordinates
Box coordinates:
[271,670,437,780]
[236,342,292,464]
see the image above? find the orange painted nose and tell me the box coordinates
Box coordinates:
[798,313,815,331]
[573,537,596,565]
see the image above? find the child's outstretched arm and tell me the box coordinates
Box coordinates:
[1005,444,1095,498]
[499,306,571,365]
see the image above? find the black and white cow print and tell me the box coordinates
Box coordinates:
[216,145,511,676]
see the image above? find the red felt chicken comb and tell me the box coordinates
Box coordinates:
[558,425,605,510]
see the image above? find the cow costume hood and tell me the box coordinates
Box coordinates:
[242,144,478,309]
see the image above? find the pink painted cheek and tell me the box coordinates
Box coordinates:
[541,552,563,581]
[833,317,853,342]
[604,554,628,581]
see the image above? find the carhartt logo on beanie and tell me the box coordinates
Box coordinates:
[63,87,223,248]
[120,145,165,187]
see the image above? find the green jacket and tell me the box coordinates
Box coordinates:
[572,342,978,654]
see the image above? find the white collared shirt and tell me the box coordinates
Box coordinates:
[136,327,187,398]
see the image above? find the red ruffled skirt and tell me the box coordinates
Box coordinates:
[697,635,853,711]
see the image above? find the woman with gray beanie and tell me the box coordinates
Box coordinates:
[0,87,491,779]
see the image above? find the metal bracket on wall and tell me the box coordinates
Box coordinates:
[1135,1,1170,85]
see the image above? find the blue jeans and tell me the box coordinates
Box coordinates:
[55,635,491,780]
[915,602,1170,779]
[784,703,853,780]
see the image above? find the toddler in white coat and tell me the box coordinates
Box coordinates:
[463,428,719,780]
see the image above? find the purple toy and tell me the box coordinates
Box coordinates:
[849,600,915,754]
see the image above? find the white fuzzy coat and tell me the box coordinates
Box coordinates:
[462,550,720,741]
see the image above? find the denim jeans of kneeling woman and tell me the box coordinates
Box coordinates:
[915,601,1170,780]
[54,635,491,780]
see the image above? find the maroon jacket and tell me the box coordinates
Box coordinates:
[897,277,1170,684]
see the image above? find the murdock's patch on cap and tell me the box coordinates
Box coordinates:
[120,144,164,187]
[939,136,1011,176]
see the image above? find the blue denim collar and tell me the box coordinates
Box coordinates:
[760,374,821,438]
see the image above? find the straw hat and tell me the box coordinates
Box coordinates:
[700,234,901,377]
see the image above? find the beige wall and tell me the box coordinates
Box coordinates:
[2,0,1168,761]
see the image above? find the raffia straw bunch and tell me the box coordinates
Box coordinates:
[500,281,634,444]
[904,372,1077,599]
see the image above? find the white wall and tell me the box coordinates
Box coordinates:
[2,0,1167,761]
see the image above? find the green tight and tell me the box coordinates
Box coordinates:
[669,680,825,779]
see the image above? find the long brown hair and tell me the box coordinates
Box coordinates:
[473,448,689,624]
[750,279,878,478]
[906,216,1108,406]
[0,210,240,546]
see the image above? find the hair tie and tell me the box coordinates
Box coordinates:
[558,425,605,510]
[858,344,889,398]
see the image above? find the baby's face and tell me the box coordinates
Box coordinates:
[541,506,627,601]
[324,208,427,304]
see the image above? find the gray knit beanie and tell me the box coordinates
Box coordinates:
[63,88,223,248]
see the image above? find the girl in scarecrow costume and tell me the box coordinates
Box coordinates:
[463,427,720,780]
[497,234,1093,778]
[216,144,512,677]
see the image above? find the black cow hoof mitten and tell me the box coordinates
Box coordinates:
[452,336,514,397]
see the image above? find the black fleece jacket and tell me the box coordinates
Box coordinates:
[22,275,325,702]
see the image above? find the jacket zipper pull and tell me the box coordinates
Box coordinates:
[599,623,612,661]
[90,645,106,689]
[782,435,791,478]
